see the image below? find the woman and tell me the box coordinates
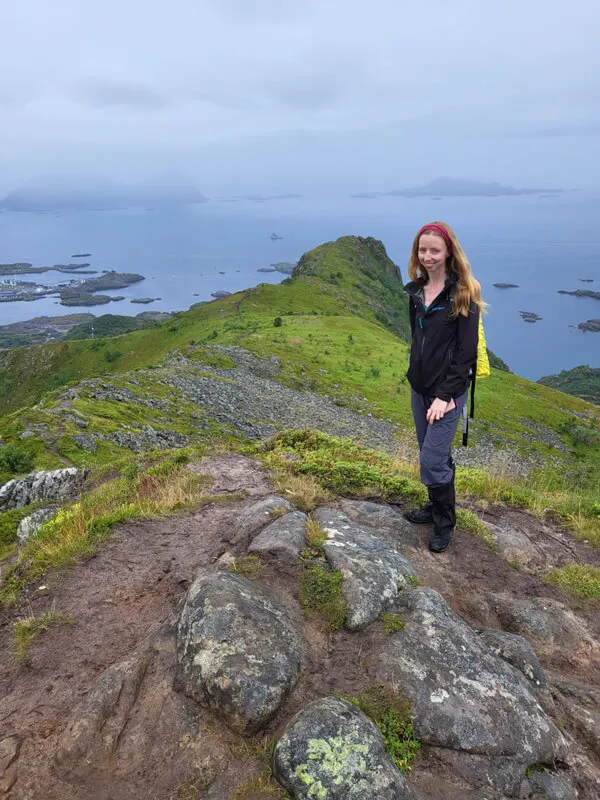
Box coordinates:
[404,221,484,552]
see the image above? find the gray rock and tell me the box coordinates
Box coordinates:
[17,508,56,547]
[478,628,548,689]
[177,571,305,734]
[248,511,307,564]
[338,499,423,551]
[226,495,295,548]
[55,643,152,781]
[0,467,88,510]
[18,430,35,440]
[313,508,418,630]
[0,736,21,795]
[273,696,415,799]
[552,679,600,757]
[521,771,576,799]
[482,522,542,569]
[374,588,566,795]
[73,433,98,453]
[487,594,600,666]
[110,425,189,453]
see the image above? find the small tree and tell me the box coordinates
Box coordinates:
[273,317,283,327]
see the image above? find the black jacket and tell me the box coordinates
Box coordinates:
[405,276,479,401]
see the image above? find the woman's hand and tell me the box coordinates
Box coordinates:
[426,397,456,425]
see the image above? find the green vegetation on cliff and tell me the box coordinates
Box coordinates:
[538,365,600,406]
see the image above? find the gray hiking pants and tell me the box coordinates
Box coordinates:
[411,390,467,487]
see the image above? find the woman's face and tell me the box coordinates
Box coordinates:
[418,233,448,278]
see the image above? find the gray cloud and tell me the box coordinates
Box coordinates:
[0,0,598,190]
[72,79,170,109]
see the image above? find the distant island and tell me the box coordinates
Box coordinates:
[258,262,296,275]
[1,178,207,212]
[0,262,95,276]
[520,311,542,323]
[578,319,600,333]
[222,194,303,204]
[351,177,564,199]
[71,253,92,258]
[131,297,161,305]
[59,271,144,307]
[211,290,232,299]
[493,283,519,289]
[558,289,600,300]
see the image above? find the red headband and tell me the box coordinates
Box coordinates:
[418,223,453,255]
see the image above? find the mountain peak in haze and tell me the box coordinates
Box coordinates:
[1,176,207,211]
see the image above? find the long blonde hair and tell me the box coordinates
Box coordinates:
[407,220,486,318]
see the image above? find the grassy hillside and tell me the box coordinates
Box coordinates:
[0,235,599,543]
[539,365,600,406]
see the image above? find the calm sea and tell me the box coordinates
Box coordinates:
[0,193,599,381]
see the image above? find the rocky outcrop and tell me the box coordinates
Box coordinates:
[313,508,418,630]
[110,425,189,452]
[478,628,548,689]
[482,521,543,569]
[226,494,294,548]
[374,587,566,795]
[177,571,305,734]
[0,736,21,795]
[16,508,56,546]
[274,696,415,799]
[55,644,153,781]
[521,771,577,799]
[0,468,88,510]
[248,510,307,564]
[486,594,600,667]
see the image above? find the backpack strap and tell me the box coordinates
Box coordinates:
[462,369,477,447]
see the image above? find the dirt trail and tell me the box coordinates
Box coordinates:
[1,456,599,799]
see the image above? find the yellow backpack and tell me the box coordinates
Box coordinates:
[476,315,491,378]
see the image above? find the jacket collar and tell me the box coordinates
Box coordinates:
[404,274,458,298]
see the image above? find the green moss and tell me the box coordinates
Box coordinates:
[344,683,420,772]
[299,562,346,631]
[228,555,263,579]
[544,565,600,600]
[380,613,405,634]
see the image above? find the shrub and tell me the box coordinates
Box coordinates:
[0,443,34,474]
[273,317,283,327]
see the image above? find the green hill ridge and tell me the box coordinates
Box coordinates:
[0,235,598,542]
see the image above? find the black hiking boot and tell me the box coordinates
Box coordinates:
[404,501,434,525]
[428,481,456,553]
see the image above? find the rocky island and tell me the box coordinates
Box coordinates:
[558,289,600,300]
[520,311,542,323]
[0,263,96,276]
[59,271,144,307]
[494,282,519,289]
[351,177,563,199]
[578,319,600,333]
[130,297,161,304]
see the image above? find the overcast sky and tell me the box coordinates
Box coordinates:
[1,0,598,194]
